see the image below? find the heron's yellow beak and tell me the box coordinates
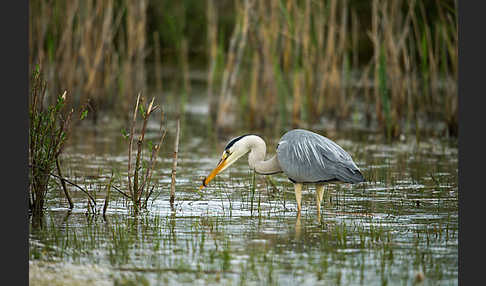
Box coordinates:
[199,153,230,190]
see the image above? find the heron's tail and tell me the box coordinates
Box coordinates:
[337,167,365,183]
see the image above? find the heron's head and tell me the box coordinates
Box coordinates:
[200,135,251,189]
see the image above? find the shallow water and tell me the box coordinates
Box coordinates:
[29,95,458,285]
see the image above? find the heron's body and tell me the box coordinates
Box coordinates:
[277,129,363,184]
[200,129,364,215]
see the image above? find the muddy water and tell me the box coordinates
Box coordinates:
[29,95,458,285]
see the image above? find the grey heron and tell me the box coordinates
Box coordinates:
[199,129,364,215]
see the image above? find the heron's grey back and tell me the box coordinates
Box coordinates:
[276,129,364,183]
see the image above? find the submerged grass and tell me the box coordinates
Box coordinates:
[30,203,457,285]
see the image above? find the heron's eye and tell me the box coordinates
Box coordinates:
[221,150,230,160]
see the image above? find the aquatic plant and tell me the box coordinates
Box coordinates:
[28,66,85,216]
[126,94,167,214]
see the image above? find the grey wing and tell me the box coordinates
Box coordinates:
[276,129,364,183]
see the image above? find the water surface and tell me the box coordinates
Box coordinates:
[29,94,458,285]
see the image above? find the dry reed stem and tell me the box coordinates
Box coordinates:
[258,0,278,125]
[226,0,250,98]
[139,109,167,204]
[56,157,73,209]
[292,71,302,128]
[170,117,181,209]
[282,0,293,73]
[302,0,313,117]
[103,174,114,218]
[126,94,165,212]
[323,0,339,113]
[249,53,260,128]
[153,32,163,93]
[181,38,191,94]
[216,0,252,129]
[337,0,349,120]
[134,97,155,209]
[351,9,359,69]
[30,0,147,118]
[207,0,218,117]
[127,93,141,198]
[48,172,97,207]
[370,0,383,126]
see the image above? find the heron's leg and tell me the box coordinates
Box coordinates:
[316,184,325,219]
[295,212,302,239]
[294,183,303,213]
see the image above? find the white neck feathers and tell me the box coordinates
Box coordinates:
[241,135,282,175]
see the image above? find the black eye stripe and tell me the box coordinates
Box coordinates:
[224,134,255,151]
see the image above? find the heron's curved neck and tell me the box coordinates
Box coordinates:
[243,135,282,175]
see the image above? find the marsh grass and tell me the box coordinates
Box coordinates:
[29,0,148,120]
[209,0,457,139]
[30,196,456,284]
[30,1,457,139]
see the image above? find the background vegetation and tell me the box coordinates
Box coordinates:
[29,0,457,139]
